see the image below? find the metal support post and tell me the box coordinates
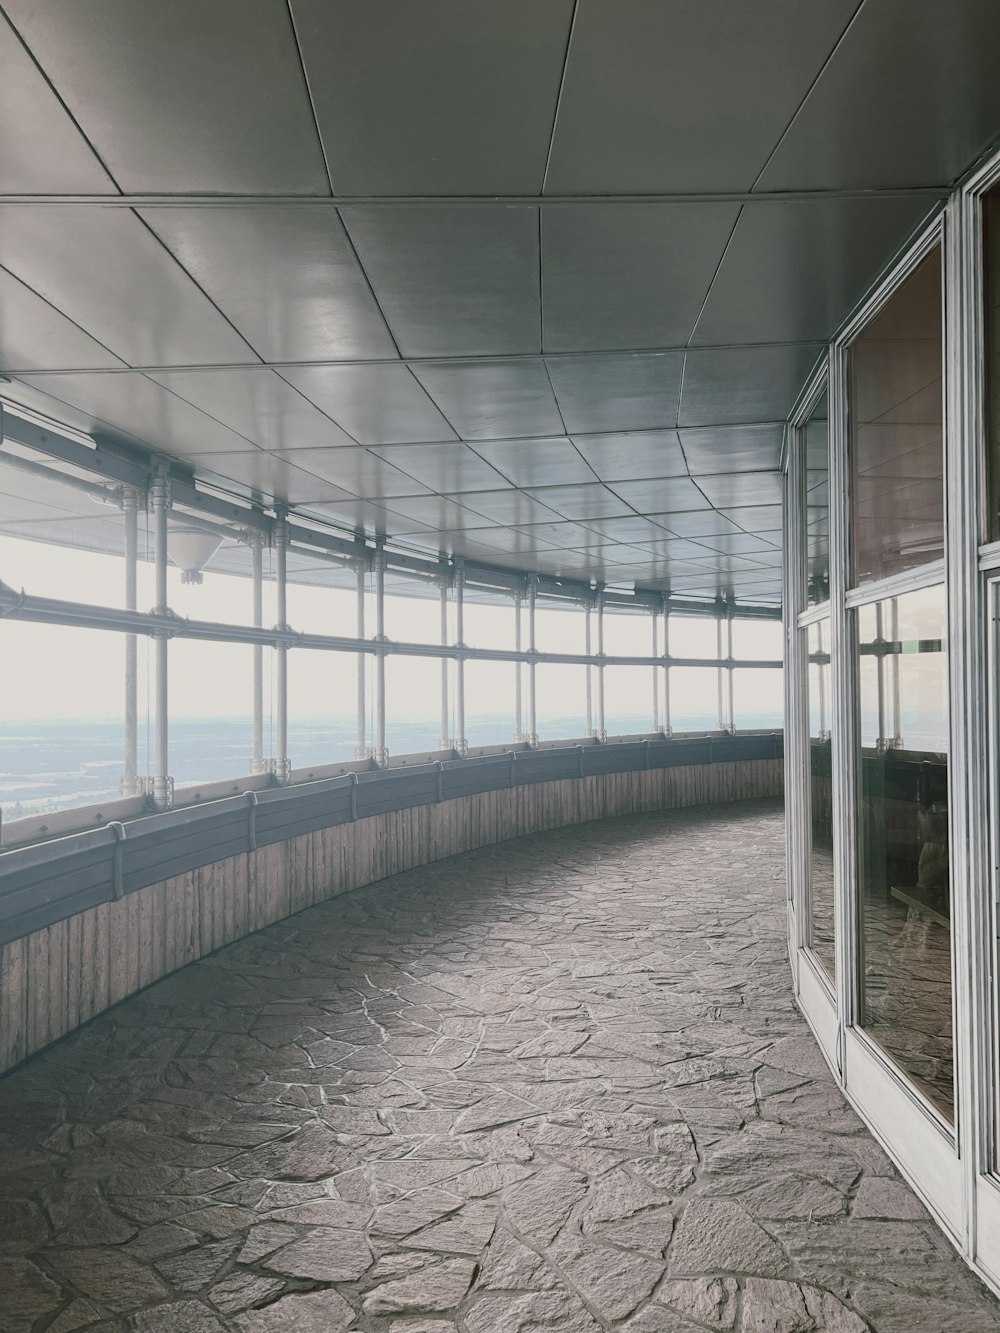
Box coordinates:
[726,597,736,734]
[354,558,369,760]
[585,597,594,737]
[150,466,172,810]
[439,572,451,750]
[527,576,538,746]
[513,588,524,742]
[651,605,660,734]
[716,601,726,733]
[273,511,290,781]
[248,529,266,774]
[374,546,388,767]
[454,560,467,756]
[120,484,140,796]
[661,594,671,736]
[596,590,607,741]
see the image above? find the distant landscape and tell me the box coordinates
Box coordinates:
[0,708,779,821]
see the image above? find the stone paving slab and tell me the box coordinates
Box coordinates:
[0,800,998,1331]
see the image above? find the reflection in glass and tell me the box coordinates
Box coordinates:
[807,619,835,981]
[855,583,952,1120]
[984,186,1000,539]
[849,249,943,585]
[806,390,830,605]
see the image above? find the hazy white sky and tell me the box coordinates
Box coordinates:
[0,534,781,727]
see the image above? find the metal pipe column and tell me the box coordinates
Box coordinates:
[527,576,538,746]
[651,606,659,734]
[716,602,726,732]
[150,467,171,809]
[662,594,671,736]
[454,560,467,755]
[121,485,140,797]
[355,558,369,760]
[249,529,266,774]
[273,511,289,780]
[375,546,388,767]
[585,598,594,737]
[439,573,450,750]
[513,588,523,742]
[726,598,736,734]
[596,587,606,742]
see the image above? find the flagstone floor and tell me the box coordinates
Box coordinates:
[1,799,998,1332]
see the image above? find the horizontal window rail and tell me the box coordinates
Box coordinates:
[0,587,781,669]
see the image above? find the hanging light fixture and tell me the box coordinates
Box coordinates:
[166,525,223,584]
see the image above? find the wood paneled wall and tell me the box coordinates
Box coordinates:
[0,758,782,1075]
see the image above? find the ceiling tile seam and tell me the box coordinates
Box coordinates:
[335,210,405,362]
[0,2,122,194]
[396,369,464,444]
[684,205,745,351]
[1,340,831,378]
[130,210,263,364]
[0,188,951,206]
[748,0,869,193]
[540,0,581,195]
[0,263,128,370]
[131,372,275,455]
[267,371,368,450]
[537,207,546,356]
[282,0,336,198]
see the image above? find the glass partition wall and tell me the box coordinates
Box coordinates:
[0,430,783,832]
[786,154,1000,1297]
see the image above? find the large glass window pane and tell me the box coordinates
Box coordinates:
[849,248,943,585]
[465,660,515,747]
[855,583,952,1120]
[805,389,830,605]
[670,667,720,733]
[604,666,653,736]
[732,668,783,730]
[983,186,1000,540]
[535,664,587,741]
[807,619,835,982]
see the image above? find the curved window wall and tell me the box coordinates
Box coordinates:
[786,160,1000,1298]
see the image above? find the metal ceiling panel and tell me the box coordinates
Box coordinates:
[444,491,560,527]
[523,484,634,521]
[546,354,684,434]
[609,477,711,514]
[569,430,687,482]
[583,517,677,544]
[4,0,329,193]
[680,424,784,475]
[13,372,257,458]
[718,505,784,534]
[510,520,603,548]
[0,207,256,367]
[758,0,1000,190]
[140,207,397,362]
[410,361,564,440]
[181,450,361,506]
[277,365,456,446]
[448,526,562,556]
[693,197,938,345]
[291,0,573,194]
[697,533,782,555]
[542,204,739,351]
[380,494,489,533]
[270,448,431,500]
[545,0,857,193]
[471,438,595,488]
[0,270,124,372]
[341,208,540,357]
[146,370,357,452]
[300,498,438,541]
[368,444,507,494]
[0,12,114,192]
[659,511,744,539]
[678,345,823,427]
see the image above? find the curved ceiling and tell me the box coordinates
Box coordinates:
[2,0,999,607]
